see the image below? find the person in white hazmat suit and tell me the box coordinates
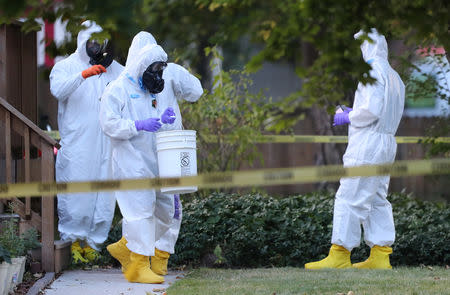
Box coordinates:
[49,20,123,263]
[305,29,405,270]
[99,38,202,283]
[104,31,202,277]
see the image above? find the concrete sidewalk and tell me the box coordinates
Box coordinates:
[43,268,185,295]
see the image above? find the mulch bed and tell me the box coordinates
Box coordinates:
[12,272,42,295]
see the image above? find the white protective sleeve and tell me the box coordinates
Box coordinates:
[169,63,203,102]
[99,86,139,140]
[349,69,385,128]
[49,61,85,101]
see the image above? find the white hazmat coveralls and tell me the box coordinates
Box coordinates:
[99,44,171,256]
[331,30,405,251]
[49,21,123,249]
[124,32,203,254]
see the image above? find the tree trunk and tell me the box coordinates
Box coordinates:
[300,41,345,190]
[197,38,213,91]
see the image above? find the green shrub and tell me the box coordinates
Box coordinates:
[170,192,449,267]
[98,219,122,267]
[181,47,274,176]
[21,227,40,252]
[0,220,25,257]
[0,219,40,258]
[390,193,450,265]
[0,244,11,263]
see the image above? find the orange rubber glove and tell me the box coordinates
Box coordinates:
[82,65,107,79]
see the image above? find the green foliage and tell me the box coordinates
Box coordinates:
[406,74,438,108]
[0,0,26,22]
[422,116,450,157]
[406,54,449,103]
[213,244,226,265]
[0,0,143,66]
[181,47,274,173]
[83,205,123,267]
[405,53,450,156]
[170,192,449,268]
[3,1,448,96]
[146,1,449,105]
[391,194,450,265]
[2,1,449,133]
[97,219,122,267]
[0,220,24,258]
[20,227,40,252]
[171,192,334,267]
[0,220,39,258]
[0,244,11,264]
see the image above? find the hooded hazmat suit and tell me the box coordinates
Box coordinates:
[331,29,405,251]
[120,31,202,255]
[100,39,198,256]
[125,31,203,130]
[49,21,123,249]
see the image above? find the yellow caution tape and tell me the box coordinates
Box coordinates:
[204,135,450,144]
[0,158,448,199]
[394,136,450,144]
[45,131,449,144]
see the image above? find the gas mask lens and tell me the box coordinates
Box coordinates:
[86,39,107,58]
[149,61,167,73]
[85,39,113,68]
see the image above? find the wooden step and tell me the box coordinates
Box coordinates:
[2,198,42,232]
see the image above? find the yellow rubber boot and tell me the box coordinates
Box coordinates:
[151,248,170,275]
[352,245,393,269]
[124,252,164,284]
[83,245,100,262]
[71,241,88,264]
[107,237,131,272]
[305,244,352,269]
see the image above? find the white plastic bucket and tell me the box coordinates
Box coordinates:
[156,130,197,194]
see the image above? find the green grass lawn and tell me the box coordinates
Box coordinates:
[167,267,449,295]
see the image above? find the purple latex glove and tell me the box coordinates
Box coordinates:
[343,106,353,113]
[174,194,181,220]
[333,112,350,126]
[135,117,162,132]
[161,107,176,124]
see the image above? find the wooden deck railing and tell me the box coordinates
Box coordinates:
[0,96,59,272]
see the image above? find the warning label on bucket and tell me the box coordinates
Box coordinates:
[181,152,191,176]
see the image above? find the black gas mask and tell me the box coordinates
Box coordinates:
[142,61,167,94]
[86,39,114,68]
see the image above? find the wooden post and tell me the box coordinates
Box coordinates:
[24,127,31,218]
[5,110,12,191]
[40,141,55,272]
[1,110,12,212]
